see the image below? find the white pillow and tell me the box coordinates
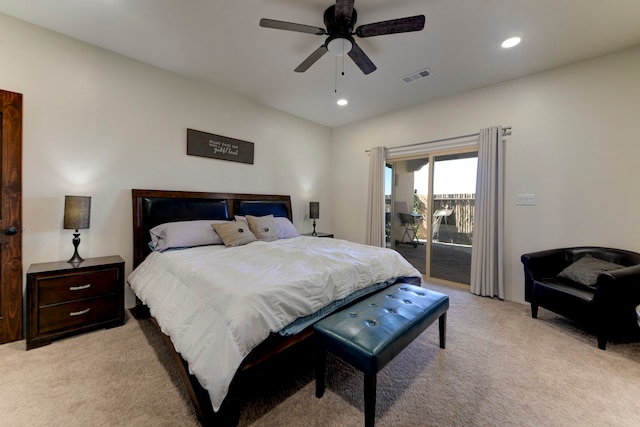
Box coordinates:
[149,220,227,251]
[273,217,300,239]
[235,215,299,239]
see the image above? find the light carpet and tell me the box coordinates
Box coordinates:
[1,282,639,426]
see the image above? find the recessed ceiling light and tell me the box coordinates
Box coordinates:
[501,37,521,48]
[337,99,348,106]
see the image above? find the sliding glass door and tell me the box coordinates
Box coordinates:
[429,152,477,284]
[386,149,477,286]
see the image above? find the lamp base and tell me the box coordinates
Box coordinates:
[68,232,85,264]
[68,252,84,264]
[312,219,317,236]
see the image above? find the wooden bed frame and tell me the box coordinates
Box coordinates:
[131,189,316,425]
[132,189,293,270]
[130,189,419,425]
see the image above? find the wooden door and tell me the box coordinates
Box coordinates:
[0,89,23,343]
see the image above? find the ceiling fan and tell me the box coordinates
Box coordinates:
[259,0,425,75]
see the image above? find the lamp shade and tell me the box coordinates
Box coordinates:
[309,202,320,219]
[63,195,91,230]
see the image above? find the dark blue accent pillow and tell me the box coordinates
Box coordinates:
[236,201,289,218]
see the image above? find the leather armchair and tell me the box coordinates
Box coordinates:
[521,246,640,349]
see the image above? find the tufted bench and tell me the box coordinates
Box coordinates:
[314,283,449,427]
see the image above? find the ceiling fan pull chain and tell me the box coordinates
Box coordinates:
[334,56,338,93]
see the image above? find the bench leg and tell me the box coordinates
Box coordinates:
[315,346,326,398]
[438,312,447,349]
[364,372,377,427]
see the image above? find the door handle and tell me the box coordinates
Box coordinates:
[3,226,18,235]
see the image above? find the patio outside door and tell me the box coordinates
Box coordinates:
[428,152,477,285]
[386,150,477,286]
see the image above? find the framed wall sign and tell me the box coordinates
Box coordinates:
[187,128,254,165]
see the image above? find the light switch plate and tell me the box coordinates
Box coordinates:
[516,194,535,205]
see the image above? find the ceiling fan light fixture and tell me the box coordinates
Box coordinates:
[337,98,348,106]
[327,37,353,56]
[501,36,521,48]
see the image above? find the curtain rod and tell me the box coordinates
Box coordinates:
[365,126,511,153]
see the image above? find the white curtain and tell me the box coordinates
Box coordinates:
[470,126,505,299]
[366,146,386,247]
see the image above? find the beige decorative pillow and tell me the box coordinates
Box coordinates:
[212,221,257,247]
[246,214,277,242]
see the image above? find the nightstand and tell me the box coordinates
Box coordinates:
[26,255,125,350]
[302,232,334,238]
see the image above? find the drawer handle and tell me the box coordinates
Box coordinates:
[70,308,91,317]
[69,284,91,291]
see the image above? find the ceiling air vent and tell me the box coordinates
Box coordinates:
[400,68,431,84]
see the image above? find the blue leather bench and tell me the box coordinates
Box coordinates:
[314,283,449,427]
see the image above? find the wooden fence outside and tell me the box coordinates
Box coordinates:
[416,193,475,244]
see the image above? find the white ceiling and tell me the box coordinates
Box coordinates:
[1,0,640,128]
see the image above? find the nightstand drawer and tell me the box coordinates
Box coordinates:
[26,255,125,350]
[37,295,120,335]
[38,269,119,306]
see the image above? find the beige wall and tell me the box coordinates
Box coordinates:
[3,11,639,306]
[0,13,332,306]
[331,46,640,302]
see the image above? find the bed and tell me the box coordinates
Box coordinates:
[127,189,421,424]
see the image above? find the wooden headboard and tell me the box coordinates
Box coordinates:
[131,189,293,268]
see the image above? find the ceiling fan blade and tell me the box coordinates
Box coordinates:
[294,45,329,72]
[260,18,326,35]
[355,15,425,38]
[347,41,376,75]
[334,0,355,22]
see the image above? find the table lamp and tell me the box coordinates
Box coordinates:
[310,201,319,236]
[63,195,91,263]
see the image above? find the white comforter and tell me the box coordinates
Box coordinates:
[127,236,420,411]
